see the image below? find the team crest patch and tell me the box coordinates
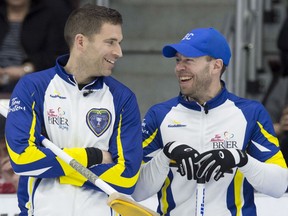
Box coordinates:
[86,108,111,137]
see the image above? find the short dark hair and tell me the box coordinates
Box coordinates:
[64,4,123,48]
[205,56,227,76]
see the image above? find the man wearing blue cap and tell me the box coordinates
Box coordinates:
[132,27,288,215]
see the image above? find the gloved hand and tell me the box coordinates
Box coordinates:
[195,148,248,182]
[85,147,103,167]
[163,141,199,180]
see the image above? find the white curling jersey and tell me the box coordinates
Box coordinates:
[5,54,142,216]
[141,81,286,216]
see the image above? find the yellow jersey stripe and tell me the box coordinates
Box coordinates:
[100,113,139,187]
[161,177,170,215]
[234,170,244,216]
[7,102,46,165]
[143,129,158,148]
[257,121,279,146]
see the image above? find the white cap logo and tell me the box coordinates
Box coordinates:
[182,33,194,40]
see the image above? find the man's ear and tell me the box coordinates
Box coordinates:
[74,34,86,51]
[213,59,224,73]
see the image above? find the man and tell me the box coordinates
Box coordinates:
[5,4,142,216]
[132,27,288,216]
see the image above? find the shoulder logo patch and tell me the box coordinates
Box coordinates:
[86,108,111,137]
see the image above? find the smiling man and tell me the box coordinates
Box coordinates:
[5,4,143,216]
[132,27,288,216]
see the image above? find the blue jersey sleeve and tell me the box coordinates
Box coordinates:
[6,74,68,178]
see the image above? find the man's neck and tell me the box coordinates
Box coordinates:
[7,4,30,22]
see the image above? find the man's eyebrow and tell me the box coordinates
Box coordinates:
[105,38,120,41]
[105,37,123,43]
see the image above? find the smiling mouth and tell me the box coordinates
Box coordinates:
[179,76,192,82]
[104,58,115,65]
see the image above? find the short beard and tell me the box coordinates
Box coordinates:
[181,66,212,103]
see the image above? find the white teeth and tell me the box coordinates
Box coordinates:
[180,77,191,81]
[104,58,115,64]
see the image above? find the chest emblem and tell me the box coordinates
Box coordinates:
[86,108,111,137]
[210,131,238,149]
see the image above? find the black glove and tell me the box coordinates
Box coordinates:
[163,141,199,180]
[86,147,103,167]
[195,148,248,182]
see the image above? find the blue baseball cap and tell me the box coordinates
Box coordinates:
[162,27,231,66]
